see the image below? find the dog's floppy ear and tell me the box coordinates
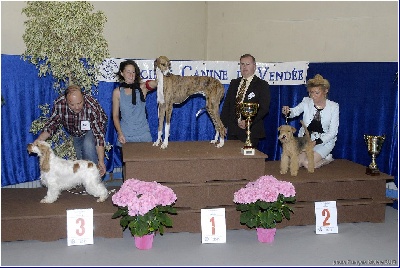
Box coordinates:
[154,57,159,71]
[38,143,50,172]
[290,126,297,133]
[27,143,34,154]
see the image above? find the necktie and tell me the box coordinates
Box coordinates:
[120,82,145,105]
[313,106,323,121]
[235,79,247,119]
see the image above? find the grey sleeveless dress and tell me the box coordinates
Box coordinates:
[117,87,152,147]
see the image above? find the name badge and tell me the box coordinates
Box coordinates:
[80,121,90,131]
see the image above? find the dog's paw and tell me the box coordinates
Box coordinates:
[160,142,168,149]
[290,172,298,176]
[97,196,108,202]
[153,140,161,147]
[280,170,287,175]
[40,197,55,203]
[210,139,217,144]
[216,141,224,148]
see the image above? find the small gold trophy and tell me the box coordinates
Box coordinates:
[364,134,385,176]
[240,102,259,155]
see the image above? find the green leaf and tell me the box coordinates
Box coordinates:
[111,207,127,219]
[282,206,291,220]
[246,217,258,228]
[274,211,282,223]
[112,204,176,236]
[159,225,165,235]
[236,204,250,212]
[163,216,173,227]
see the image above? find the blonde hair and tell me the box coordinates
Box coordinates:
[306,74,330,91]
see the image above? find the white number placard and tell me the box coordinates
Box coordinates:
[201,208,226,243]
[315,201,338,234]
[67,208,94,246]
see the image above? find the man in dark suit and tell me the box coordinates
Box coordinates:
[221,54,270,148]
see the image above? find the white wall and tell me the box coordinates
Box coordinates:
[1,1,398,62]
[207,1,398,62]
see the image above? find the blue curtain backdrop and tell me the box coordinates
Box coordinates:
[1,55,398,190]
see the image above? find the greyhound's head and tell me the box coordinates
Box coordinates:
[154,56,171,76]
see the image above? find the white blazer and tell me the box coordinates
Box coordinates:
[289,97,339,145]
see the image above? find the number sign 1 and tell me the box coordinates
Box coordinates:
[315,201,338,234]
[201,208,226,243]
[67,208,94,246]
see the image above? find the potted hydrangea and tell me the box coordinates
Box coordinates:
[112,179,177,250]
[233,175,296,243]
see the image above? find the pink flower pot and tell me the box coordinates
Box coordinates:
[256,228,276,243]
[134,233,154,250]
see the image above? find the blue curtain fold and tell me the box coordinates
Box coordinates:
[1,55,398,189]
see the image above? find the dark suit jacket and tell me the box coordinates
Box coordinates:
[221,75,270,139]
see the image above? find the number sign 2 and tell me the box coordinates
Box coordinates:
[315,201,338,234]
[67,208,94,246]
[201,208,226,243]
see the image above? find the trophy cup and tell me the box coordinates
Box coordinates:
[240,102,259,155]
[364,134,385,175]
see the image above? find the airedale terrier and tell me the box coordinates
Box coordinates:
[278,120,314,176]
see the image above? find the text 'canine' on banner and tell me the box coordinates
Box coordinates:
[99,58,309,86]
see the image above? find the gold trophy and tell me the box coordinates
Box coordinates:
[240,102,259,155]
[364,134,385,175]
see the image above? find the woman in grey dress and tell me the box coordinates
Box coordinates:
[112,60,157,147]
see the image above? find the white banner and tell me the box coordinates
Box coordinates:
[99,58,309,85]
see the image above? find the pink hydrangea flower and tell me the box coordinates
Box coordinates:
[233,175,296,204]
[112,179,177,216]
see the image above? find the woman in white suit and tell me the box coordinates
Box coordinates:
[282,74,339,169]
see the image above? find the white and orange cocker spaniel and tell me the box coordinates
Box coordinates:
[27,141,109,203]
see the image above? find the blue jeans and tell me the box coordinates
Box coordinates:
[73,130,98,164]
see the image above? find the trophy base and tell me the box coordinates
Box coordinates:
[366,167,380,176]
[241,148,255,156]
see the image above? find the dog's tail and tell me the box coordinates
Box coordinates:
[196,107,207,118]
[300,120,311,141]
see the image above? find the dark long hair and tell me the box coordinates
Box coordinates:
[115,60,142,85]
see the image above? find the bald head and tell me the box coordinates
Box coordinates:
[66,87,84,113]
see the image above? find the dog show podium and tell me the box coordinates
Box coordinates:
[1,141,394,241]
[122,141,394,233]
[264,160,393,227]
[122,140,268,232]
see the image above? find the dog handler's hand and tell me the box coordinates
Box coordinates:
[118,133,126,144]
[282,106,290,115]
[98,162,106,177]
[238,119,246,129]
